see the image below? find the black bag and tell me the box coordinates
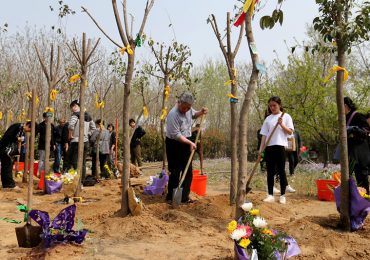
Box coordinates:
[82,175,97,186]
[3,142,19,158]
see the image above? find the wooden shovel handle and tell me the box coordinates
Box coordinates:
[245,112,285,189]
[177,115,204,188]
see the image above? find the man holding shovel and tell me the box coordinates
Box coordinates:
[165,92,208,204]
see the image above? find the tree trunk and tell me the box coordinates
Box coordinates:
[336,35,351,231]
[44,118,52,192]
[160,76,169,170]
[95,108,104,178]
[235,12,259,218]
[121,53,135,216]
[23,132,30,183]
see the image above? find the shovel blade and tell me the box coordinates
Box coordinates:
[172,187,183,208]
[15,224,42,248]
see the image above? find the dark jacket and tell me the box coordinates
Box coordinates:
[0,123,23,150]
[110,131,116,149]
[130,126,145,147]
[38,121,55,150]
[62,122,70,145]
[54,124,64,144]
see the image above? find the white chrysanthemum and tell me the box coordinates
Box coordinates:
[253,216,267,228]
[241,202,253,212]
[230,228,247,240]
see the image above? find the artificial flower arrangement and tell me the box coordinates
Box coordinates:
[228,202,300,260]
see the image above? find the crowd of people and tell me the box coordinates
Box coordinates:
[0,100,122,189]
[0,93,369,205]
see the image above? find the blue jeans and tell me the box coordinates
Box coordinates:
[53,143,62,173]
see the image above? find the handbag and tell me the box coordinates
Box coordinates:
[286,136,296,152]
[3,142,20,158]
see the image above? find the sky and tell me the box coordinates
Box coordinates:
[0,0,319,66]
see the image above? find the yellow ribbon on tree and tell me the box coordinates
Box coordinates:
[7,111,13,122]
[231,68,237,77]
[0,111,2,120]
[95,94,105,109]
[50,89,58,102]
[25,92,40,106]
[119,44,134,56]
[44,107,54,113]
[69,74,81,83]
[160,107,168,121]
[324,65,349,83]
[164,85,171,101]
[227,93,238,99]
[18,109,27,122]
[143,106,149,119]
[224,79,237,86]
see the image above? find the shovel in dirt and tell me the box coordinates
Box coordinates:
[16,89,42,248]
[245,112,285,195]
[172,115,204,207]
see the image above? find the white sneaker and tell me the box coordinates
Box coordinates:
[273,186,281,194]
[263,195,275,203]
[286,185,296,193]
[279,195,286,204]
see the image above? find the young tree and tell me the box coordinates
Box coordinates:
[35,44,64,192]
[148,40,192,170]
[82,0,155,216]
[66,33,100,196]
[208,12,244,205]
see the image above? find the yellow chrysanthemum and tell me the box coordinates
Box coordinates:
[249,209,259,216]
[238,238,251,249]
[227,220,237,233]
[50,89,58,101]
[262,229,273,236]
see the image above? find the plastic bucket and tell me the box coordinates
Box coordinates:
[193,169,200,176]
[191,174,207,196]
[13,162,38,176]
[316,179,339,201]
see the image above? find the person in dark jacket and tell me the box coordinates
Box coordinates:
[61,121,70,172]
[287,130,302,175]
[344,97,370,193]
[129,118,145,167]
[107,123,116,169]
[37,113,55,173]
[0,121,32,188]
[53,118,65,173]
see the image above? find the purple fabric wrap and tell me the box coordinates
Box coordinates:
[45,180,63,194]
[235,236,301,260]
[143,172,169,195]
[334,177,370,231]
[29,204,88,247]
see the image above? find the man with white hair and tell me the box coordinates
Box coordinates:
[165,92,208,203]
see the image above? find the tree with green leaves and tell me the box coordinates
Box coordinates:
[313,0,370,231]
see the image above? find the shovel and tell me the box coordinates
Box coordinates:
[172,115,204,207]
[245,112,285,194]
[16,88,42,248]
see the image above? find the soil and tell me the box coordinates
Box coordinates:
[1,160,369,260]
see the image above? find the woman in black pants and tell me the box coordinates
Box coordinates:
[258,96,294,204]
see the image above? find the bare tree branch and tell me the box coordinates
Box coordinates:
[122,0,132,41]
[86,38,101,62]
[34,45,50,83]
[73,39,83,63]
[209,14,231,68]
[112,0,129,46]
[82,6,122,48]
[138,0,155,36]
[233,20,244,56]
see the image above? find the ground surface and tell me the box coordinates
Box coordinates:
[0,159,369,260]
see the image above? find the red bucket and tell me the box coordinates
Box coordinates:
[191,174,207,196]
[192,169,200,176]
[316,179,339,201]
[13,162,38,176]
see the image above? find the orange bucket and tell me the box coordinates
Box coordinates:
[13,162,38,176]
[38,171,45,190]
[193,169,200,176]
[316,179,339,201]
[191,174,207,196]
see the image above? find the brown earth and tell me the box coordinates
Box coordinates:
[0,161,369,260]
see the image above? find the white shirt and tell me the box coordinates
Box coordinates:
[260,112,294,147]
